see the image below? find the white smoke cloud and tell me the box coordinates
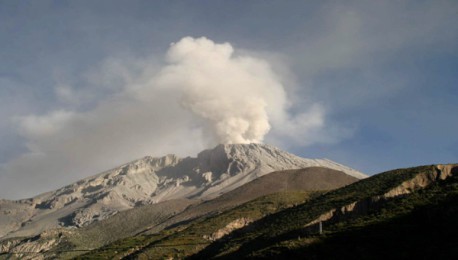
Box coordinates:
[153,37,286,144]
[2,37,330,199]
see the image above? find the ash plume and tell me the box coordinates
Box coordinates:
[154,37,286,144]
[4,36,328,199]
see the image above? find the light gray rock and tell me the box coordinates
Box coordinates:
[0,143,365,239]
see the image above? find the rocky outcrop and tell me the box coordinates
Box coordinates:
[0,238,22,253]
[203,218,253,241]
[304,199,372,231]
[0,229,73,260]
[9,239,57,260]
[373,164,457,201]
[303,164,457,233]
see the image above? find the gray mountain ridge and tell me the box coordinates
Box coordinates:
[0,143,366,239]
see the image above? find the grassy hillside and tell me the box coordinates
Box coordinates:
[77,191,317,259]
[192,164,458,259]
[272,189,458,259]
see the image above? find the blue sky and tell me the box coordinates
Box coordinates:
[1,0,457,199]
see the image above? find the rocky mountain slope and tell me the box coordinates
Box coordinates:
[0,167,360,259]
[0,144,365,240]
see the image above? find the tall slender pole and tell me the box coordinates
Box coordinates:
[319,221,323,235]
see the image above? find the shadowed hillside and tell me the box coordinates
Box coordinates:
[192,164,458,259]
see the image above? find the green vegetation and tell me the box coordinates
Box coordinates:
[77,191,315,259]
[7,164,454,259]
[192,165,458,259]
[249,169,458,259]
[241,197,458,260]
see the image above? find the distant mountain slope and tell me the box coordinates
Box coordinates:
[0,166,359,259]
[0,144,365,239]
[216,167,359,202]
[192,164,458,259]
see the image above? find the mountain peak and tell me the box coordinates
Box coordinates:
[199,143,298,163]
[211,142,278,152]
[0,143,366,238]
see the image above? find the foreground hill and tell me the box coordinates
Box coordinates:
[0,167,359,259]
[0,144,365,240]
[192,164,458,259]
[3,163,455,259]
[74,164,457,259]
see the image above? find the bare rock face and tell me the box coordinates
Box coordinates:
[374,164,458,201]
[0,229,73,260]
[195,144,366,200]
[0,143,365,239]
[203,218,253,241]
[303,164,458,232]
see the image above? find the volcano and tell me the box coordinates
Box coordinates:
[0,143,365,239]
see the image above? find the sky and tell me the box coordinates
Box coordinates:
[0,0,457,199]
